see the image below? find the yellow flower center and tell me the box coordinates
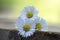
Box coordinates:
[26,12,33,18]
[36,23,42,31]
[23,24,30,32]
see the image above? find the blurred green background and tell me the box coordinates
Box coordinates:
[0,0,60,26]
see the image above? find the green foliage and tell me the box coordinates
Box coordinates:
[0,0,14,11]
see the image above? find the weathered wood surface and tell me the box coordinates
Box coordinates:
[0,19,60,40]
[0,29,60,40]
[8,31,60,40]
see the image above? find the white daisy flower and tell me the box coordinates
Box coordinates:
[20,6,38,20]
[34,17,48,32]
[15,17,35,37]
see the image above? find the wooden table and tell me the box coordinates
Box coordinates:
[0,19,60,40]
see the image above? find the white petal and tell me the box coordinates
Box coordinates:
[33,10,38,15]
[25,32,30,37]
[25,6,34,12]
[40,18,48,31]
[25,31,34,37]
[15,17,24,30]
[19,31,25,37]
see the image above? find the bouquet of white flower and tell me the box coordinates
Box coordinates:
[15,6,48,38]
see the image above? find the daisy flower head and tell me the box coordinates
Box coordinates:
[20,6,38,20]
[34,17,48,32]
[15,17,35,37]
